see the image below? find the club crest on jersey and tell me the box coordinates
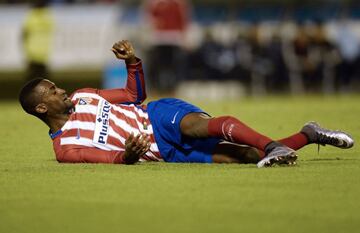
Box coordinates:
[93,100,111,145]
[78,97,93,105]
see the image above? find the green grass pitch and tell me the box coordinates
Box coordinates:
[1,95,359,233]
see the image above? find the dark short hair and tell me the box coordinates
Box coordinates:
[19,78,45,118]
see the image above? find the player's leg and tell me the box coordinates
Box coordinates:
[276,122,353,150]
[211,132,322,164]
[180,113,271,154]
[212,142,261,164]
[180,113,354,165]
[180,113,297,167]
[255,132,309,158]
[243,122,354,158]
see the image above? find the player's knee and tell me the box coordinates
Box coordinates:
[180,113,210,137]
[209,115,236,128]
[217,115,236,123]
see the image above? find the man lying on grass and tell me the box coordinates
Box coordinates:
[19,40,354,168]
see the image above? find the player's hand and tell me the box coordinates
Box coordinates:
[111,40,137,64]
[123,133,151,164]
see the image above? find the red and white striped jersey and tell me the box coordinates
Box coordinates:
[51,59,163,164]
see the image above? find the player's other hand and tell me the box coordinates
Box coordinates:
[111,40,137,64]
[123,133,151,164]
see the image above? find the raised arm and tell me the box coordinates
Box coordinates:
[76,40,147,104]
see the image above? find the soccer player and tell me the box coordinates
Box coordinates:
[19,40,354,168]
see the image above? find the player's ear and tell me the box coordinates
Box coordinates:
[35,103,48,114]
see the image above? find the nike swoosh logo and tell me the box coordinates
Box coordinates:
[76,128,80,139]
[171,111,179,124]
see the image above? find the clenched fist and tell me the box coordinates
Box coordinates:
[111,40,137,64]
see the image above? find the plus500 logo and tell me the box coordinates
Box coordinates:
[94,100,111,144]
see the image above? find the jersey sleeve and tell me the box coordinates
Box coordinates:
[71,58,146,104]
[57,147,127,164]
[51,137,125,164]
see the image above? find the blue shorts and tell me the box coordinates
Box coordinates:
[147,98,221,163]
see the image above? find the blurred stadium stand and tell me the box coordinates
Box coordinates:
[1,0,360,99]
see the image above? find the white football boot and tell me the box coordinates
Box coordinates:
[257,146,298,168]
[301,121,354,149]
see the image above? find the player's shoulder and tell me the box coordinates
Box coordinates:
[70,88,100,100]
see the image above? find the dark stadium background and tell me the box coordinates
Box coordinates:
[1,0,359,99]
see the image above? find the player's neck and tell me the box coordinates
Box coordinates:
[46,114,70,134]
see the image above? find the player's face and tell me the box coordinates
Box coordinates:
[37,79,73,115]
